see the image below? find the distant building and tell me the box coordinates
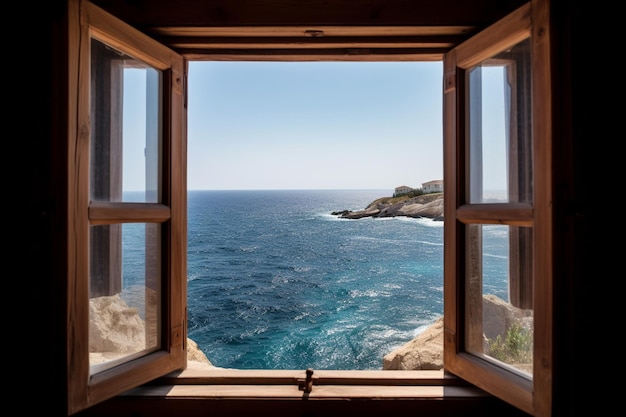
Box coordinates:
[422,179,443,193]
[393,185,414,197]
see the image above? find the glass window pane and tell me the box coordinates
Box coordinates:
[90,38,162,203]
[464,224,533,377]
[466,38,532,203]
[89,223,162,374]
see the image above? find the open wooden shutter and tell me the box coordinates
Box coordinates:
[66,0,187,413]
[442,1,553,415]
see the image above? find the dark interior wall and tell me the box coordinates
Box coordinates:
[554,1,604,416]
[547,2,609,416]
[90,0,528,28]
[25,2,70,416]
[550,1,575,415]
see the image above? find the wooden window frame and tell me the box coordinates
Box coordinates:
[68,1,552,416]
[442,1,552,415]
[67,0,186,413]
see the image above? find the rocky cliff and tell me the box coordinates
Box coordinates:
[332,192,444,220]
[89,294,214,369]
[382,294,533,370]
[383,317,444,370]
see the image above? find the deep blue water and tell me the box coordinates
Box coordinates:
[124,189,509,370]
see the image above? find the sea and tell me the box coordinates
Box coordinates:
[124,189,509,370]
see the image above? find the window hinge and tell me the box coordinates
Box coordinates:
[297,368,315,393]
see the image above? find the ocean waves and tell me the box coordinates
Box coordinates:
[177,190,501,370]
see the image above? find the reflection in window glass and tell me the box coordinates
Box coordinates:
[467,38,532,204]
[89,223,161,374]
[465,224,533,376]
[90,38,162,203]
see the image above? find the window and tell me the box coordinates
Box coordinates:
[67,1,185,413]
[89,37,164,374]
[68,1,552,416]
[184,60,444,371]
[443,3,552,414]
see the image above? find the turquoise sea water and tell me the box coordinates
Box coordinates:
[125,189,508,370]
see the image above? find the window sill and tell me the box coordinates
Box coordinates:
[77,369,531,416]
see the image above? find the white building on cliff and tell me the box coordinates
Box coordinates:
[394,180,443,197]
[393,185,414,197]
[422,179,443,193]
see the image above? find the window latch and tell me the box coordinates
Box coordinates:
[297,368,314,393]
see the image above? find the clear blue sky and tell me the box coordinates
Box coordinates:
[186,61,444,191]
[123,61,508,192]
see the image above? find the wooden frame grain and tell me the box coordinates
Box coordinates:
[442,1,552,415]
[67,0,186,413]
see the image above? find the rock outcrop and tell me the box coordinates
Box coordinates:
[383,316,444,370]
[383,295,533,370]
[89,294,148,357]
[186,338,215,369]
[332,193,444,221]
[89,294,214,369]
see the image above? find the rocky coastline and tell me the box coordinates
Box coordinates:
[331,192,444,221]
[90,280,531,371]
